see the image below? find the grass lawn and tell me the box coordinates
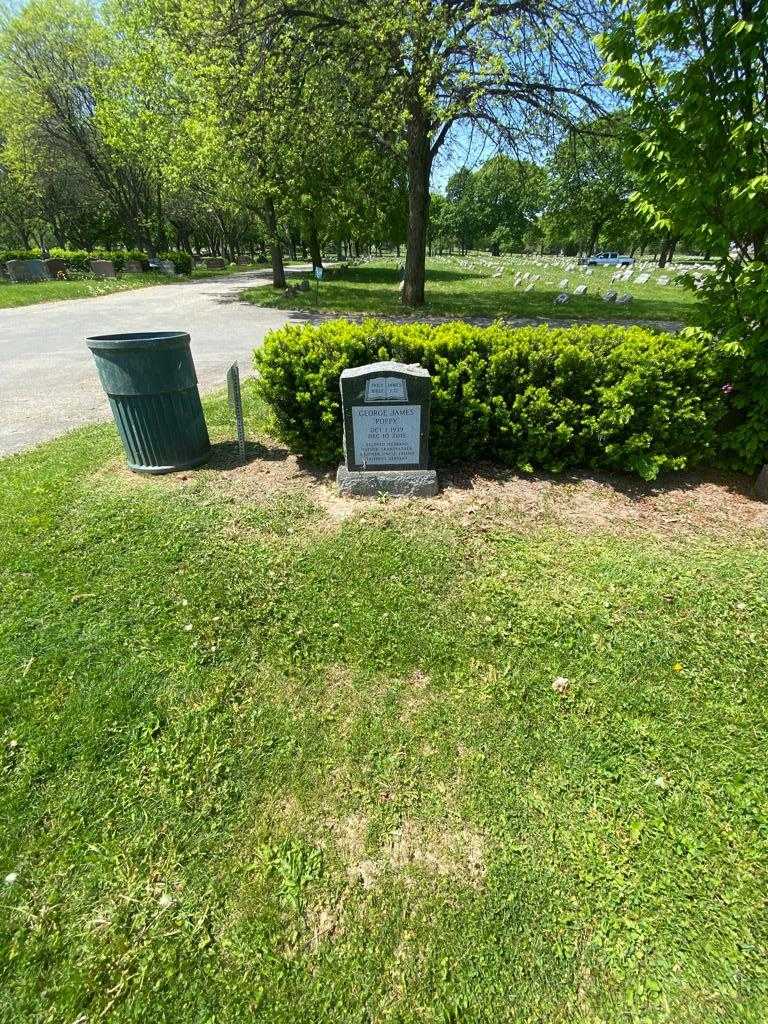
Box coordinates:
[0,264,273,310]
[248,255,701,324]
[2,385,767,1022]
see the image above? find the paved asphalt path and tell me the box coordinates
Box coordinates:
[0,267,311,457]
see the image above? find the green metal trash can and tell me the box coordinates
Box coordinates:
[86,331,211,474]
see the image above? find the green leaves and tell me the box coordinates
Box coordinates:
[255,319,726,479]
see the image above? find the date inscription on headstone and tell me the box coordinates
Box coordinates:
[352,404,421,466]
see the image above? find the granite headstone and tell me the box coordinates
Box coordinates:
[90,259,116,278]
[337,360,438,497]
[7,259,48,283]
[43,257,67,278]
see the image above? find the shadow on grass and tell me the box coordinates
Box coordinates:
[205,439,285,470]
[205,437,759,505]
[441,461,759,503]
[334,266,478,284]
[248,274,694,324]
[204,439,332,485]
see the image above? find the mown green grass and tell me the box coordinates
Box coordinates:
[248,256,700,323]
[1,387,766,1022]
[0,265,270,310]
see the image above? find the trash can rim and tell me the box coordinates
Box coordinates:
[86,331,190,351]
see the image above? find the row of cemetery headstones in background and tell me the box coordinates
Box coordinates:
[2,257,176,283]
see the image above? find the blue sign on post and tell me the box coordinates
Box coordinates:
[314,266,323,280]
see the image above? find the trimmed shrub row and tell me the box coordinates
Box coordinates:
[0,248,193,275]
[254,319,727,480]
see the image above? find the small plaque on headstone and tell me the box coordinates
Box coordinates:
[337,360,438,497]
[227,362,246,460]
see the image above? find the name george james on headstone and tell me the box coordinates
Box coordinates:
[337,361,438,497]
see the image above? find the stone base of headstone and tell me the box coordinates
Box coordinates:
[755,464,768,502]
[337,465,438,498]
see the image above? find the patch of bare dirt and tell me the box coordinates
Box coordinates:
[94,438,768,540]
[384,820,486,885]
[431,463,768,539]
[326,813,486,890]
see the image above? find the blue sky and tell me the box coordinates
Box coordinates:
[431,124,501,193]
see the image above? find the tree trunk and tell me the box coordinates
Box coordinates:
[658,231,680,268]
[587,219,604,256]
[403,109,432,306]
[308,214,323,271]
[263,197,285,289]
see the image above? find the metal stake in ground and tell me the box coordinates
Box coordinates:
[227,362,246,460]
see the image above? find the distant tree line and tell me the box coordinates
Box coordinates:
[0,0,761,299]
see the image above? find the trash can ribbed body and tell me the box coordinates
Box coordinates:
[86,332,211,474]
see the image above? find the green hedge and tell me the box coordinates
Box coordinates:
[160,250,193,275]
[254,319,726,480]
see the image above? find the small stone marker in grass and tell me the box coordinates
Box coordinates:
[657,275,670,285]
[7,258,48,283]
[123,259,144,274]
[603,290,618,303]
[557,278,569,289]
[616,293,633,305]
[573,284,588,296]
[554,293,570,304]
[337,361,438,497]
[634,273,650,284]
[90,259,116,278]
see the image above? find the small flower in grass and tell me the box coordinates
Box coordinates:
[184,624,193,632]
[552,676,570,694]
[4,872,18,885]
[721,383,734,396]
[673,663,684,673]
[158,893,173,909]
[654,776,669,790]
